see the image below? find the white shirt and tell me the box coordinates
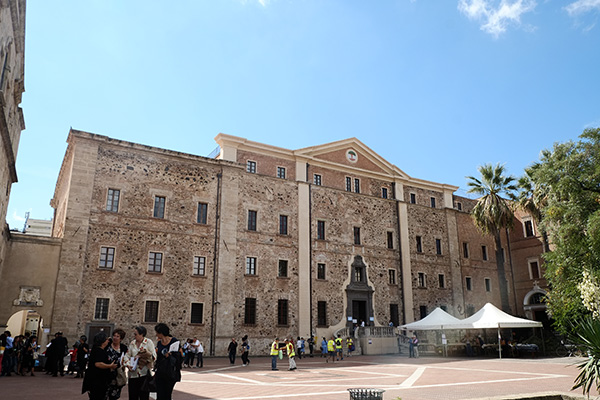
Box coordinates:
[194,340,203,353]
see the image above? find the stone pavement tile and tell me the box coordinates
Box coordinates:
[1,355,597,400]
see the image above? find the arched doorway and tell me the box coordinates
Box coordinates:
[523,284,548,327]
[345,256,374,329]
[6,310,44,342]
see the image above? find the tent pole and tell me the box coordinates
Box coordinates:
[498,328,501,359]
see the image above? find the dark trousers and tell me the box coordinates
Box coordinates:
[184,351,194,366]
[228,352,236,364]
[196,352,203,367]
[128,376,150,400]
[241,351,249,365]
[156,376,175,400]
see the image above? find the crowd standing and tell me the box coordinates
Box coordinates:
[2,326,365,399]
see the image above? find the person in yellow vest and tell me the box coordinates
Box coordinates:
[347,337,354,357]
[335,334,344,361]
[270,338,279,371]
[285,338,297,371]
[326,337,336,363]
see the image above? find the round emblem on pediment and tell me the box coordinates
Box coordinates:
[346,149,358,163]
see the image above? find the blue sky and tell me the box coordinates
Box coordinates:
[7,0,600,229]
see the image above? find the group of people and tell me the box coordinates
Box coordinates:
[182,337,204,368]
[225,335,250,366]
[0,330,38,377]
[269,334,353,371]
[81,323,182,400]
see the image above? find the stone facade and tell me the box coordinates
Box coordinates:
[0,129,548,353]
[0,0,26,281]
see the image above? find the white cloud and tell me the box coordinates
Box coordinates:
[458,0,537,37]
[565,0,600,16]
[11,210,27,223]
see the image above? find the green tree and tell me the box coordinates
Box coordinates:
[526,127,600,333]
[466,163,517,313]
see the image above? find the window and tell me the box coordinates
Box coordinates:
[390,304,399,327]
[278,299,288,325]
[529,260,540,280]
[353,227,361,245]
[190,303,203,324]
[419,305,427,319]
[462,242,469,258]
[94,298,109,320]
[524,219,535,237]
[246,161,256,173]
[354,178,360,193]
[317,301,327,326]
[418,272,426,287]
[193,256,206,276]
[153,196,166,218]
[277,167,286,179]
[317,263,326,280]
[244,298,256,324]
[465,276,473,291]
[416,236,423,253]
[484,278,491,292]
[278,260,288,278]
[247,210,257,231]
[435,239,442,255]
[313,174,322,186]
[145,300,159,323]
[430,197,436,208]
[410,193,416,204]
[148,252,163,273]
[197,202,208,224]
[456,202,462,211]
[388,269,396,285]
[438,274,445,288]
[246,257,257,275]
[99,247,115,269]
[387,232,394,249]
[482,245,488,261]
[355,266,364,282]
[345,177,352,192]
[279,215,288,235]
[317,221,325,240]
[106,189,120,212]
[382,187,388,199]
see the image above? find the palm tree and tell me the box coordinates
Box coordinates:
[466,163,517,313]
[512,169,550,252]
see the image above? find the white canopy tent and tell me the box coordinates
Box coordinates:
[401,303,544,358]
[448,302,544,359]
[400,307,461,330]
[400,307,462,356]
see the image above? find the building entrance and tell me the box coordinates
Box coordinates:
[345,255,374,329]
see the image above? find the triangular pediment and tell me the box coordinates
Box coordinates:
[294,137,409,179]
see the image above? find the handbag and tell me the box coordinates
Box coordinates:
[115,366,127,387]
[141,371,157,393]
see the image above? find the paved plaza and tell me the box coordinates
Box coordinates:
[1,354,596,400]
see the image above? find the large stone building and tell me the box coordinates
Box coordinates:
[0,0,26,277]
[0,129,546,354]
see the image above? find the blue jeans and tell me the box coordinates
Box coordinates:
[271,355,278,370]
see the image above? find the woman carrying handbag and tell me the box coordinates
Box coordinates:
[126,326,156,400]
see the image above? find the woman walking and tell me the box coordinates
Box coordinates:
[154,323,181,400]
[106,329,128,400]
